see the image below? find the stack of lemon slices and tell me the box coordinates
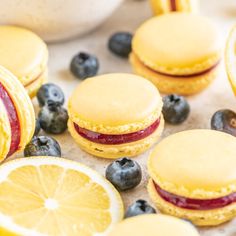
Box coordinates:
[0,157,123,236]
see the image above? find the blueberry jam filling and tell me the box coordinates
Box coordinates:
[0,82,20,157]
[74,118,160,145]
[154,181,236,210]
[170,0,177,11]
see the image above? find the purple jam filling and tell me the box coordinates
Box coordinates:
[74,118,160,145]
[0,82,21,157]
[154,181,236,210]
[170,0,177,11]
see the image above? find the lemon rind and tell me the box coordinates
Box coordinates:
[225,24,236,96]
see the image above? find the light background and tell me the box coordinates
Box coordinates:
[12,0,236,235]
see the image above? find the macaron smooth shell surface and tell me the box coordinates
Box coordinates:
[68,73,164,158]
[0,65,35,161]
[108,214,200,236]
[131,13,221,95]
[0,26,48,97]
[148,129,236,225]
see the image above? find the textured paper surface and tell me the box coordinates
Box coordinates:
[14,0,236,235]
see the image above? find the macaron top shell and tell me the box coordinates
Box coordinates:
[0,26,48,85]
[132,13,221,75]
[148,129,236,199]
[68,73,162,134]
[108,214,199,236]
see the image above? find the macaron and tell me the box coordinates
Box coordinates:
[130,13,221,95]
[108,214,200,236]
[150,0,198,15]
[148,129,236,226]
[0,26,48,98]
[68,73,164,159]
[0,65,35,162]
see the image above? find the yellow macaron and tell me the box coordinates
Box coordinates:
[0,26,48,98]
[0,65,35,162]
[150,0,199,15]
[148,129,236,226]
[131,13,221,95]
[108,214,200,236]
[68,73,164,159]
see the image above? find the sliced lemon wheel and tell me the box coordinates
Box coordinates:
[0,157,123,236]
[225,25,236,95]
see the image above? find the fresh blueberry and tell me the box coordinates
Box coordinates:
[108,32,133,58]
[163,94,190,124]
[125,200,156,218]
[34,118,41,136]
[38,103,68,134]
[70,52,99,79]
[211,109,236,136]
[24,136,61,157]
[105,158,142,191]
[37,83,65,107]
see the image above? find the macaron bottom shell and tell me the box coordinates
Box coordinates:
[0,66,35,158]
[130,53,219,95]
[148,180,236,226]
[68,116,164,159]
[25,69,47,98]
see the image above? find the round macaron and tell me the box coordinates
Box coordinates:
[148,129,236,226]
[150,0,199,15]
[0,26,48,98]
[68,73,164,159]
[130,13,221,95]
[0,65,35,162]
[108,214,200,236]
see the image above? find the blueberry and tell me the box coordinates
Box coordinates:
[70,52,99,79]
[163,94,190,124]
[37,83,65,107]
[34,118,41,136]
[105,158,142,191]
[125,200,156,218]
[24,136,61,157]
[38,103,68,134]
[211,109,236,136]
[108,32,133,58]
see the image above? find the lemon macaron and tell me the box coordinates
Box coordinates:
[68,73,164,159]
[148,129,236,226]
[0,65,35,162]
[150,0,199,15]
[130,13,221,95]
[0,26,48,98]
[108,214,200,236]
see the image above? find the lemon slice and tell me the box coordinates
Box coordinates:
[225,25,236,95]
[0,157,123,236]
